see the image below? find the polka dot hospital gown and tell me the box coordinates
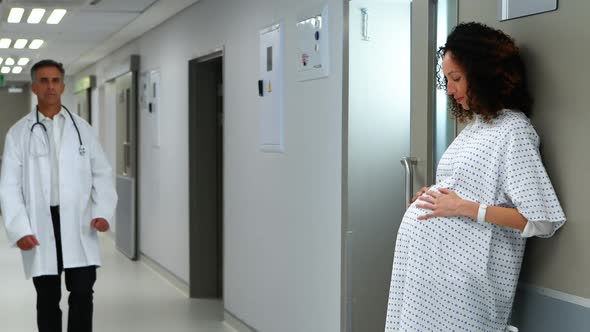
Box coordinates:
[385,110,566,331]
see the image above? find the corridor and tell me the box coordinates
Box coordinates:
[0,222,234,332]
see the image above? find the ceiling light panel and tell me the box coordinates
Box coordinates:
[5,58,15,66]
[8,87,23,93]
[47,9,67,24]
[8,8,25,23]
[0,39,12,48]
[18,58,30,66]
[1,67,10,74]
[14,39,28,49]
[0,58,3,65]
[12,66,23,74]
[27,8,46,24]
[29,39,44,49]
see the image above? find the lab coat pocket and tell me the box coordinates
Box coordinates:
[28,133,50,158]
[30,145,49,159]
[75,152,91,173]
[75,154,93,193]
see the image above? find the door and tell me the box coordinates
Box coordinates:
[188,51,224,298]
[114,71,138,260]
[76,89,91,124]
[342,0,457,331]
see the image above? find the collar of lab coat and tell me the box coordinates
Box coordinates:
[25,106,66,122]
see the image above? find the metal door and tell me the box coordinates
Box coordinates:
[342,0,457,331]
[114,71,138,259]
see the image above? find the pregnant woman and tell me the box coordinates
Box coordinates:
[384,22,566,331]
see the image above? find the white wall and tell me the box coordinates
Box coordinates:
[0,87,31,156]
[74,0,343,330]
[61,77,77,115]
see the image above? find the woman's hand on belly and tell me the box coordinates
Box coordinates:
[416,188,476,221]
[409,185,434,206]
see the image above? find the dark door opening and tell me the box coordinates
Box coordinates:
[189,51,224,298]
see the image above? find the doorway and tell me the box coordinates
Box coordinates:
[76,88,91,124]
[74,75,95,125]
[188,50,224,298]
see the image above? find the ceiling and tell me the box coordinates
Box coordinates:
[0,0,200,85]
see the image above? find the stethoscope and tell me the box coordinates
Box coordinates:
[30,104,86,156]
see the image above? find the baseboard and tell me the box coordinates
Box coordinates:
[510,284,590,331]
[101,231,189,296]
[224,310,257,332]
[519,283,590,308]
[139,252,190,297]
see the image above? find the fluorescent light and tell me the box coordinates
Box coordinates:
[8,8,25,23]
[12,66,23,74]
[29,39,44,49]
[5,58,15,66]
[0,58,3,65]
[0,39,12,48]
[18,57,30,66]
[27,8,46,24]
[8,86,23,93]
[14,39,28,49]
[1,67,10,74]
[47,9,67,24]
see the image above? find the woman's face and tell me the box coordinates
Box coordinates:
[442,51,470,110]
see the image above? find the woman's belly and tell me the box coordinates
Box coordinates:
[395,181,525,306]
[399,191,495,279]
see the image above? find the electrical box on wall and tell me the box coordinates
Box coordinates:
[258,23,284,152]
[296,4,329,81]
[140,69,161,148]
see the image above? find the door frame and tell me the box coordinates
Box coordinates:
[188,47,225,298]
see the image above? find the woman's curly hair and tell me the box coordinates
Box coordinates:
[436,22,532,122]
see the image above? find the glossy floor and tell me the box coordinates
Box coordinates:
[0,222,234,332]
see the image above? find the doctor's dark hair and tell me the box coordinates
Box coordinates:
[436,22,532,122]
[30,59,65,81]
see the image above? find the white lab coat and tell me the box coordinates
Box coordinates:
[0,109,117,279]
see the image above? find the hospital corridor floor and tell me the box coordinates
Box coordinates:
[0,221,234,332]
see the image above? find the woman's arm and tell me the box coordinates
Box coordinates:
[453,199,527,231]
[416,188,527,231]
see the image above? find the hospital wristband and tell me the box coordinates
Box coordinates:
[477,204,488,223]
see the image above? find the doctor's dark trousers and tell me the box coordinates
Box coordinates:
[32,206,97,332]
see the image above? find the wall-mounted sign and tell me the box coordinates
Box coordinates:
[296,4,329,81]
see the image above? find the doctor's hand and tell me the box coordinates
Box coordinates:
[17,235,40,250]
[416,188,464,220]
[91,218,110,232]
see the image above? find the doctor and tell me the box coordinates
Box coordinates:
[0,59,117,332]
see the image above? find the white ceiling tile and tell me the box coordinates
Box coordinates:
[0,0,200,84]
[81,0,157,13]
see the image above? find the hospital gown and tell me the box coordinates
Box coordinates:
[385,110,566,331]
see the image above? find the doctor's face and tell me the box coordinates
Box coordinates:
[31,66,65,107]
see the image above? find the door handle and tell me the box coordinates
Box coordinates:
[123,142,131,176]
[400,157,417,207]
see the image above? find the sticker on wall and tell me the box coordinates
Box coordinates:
[296,4,329,81]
